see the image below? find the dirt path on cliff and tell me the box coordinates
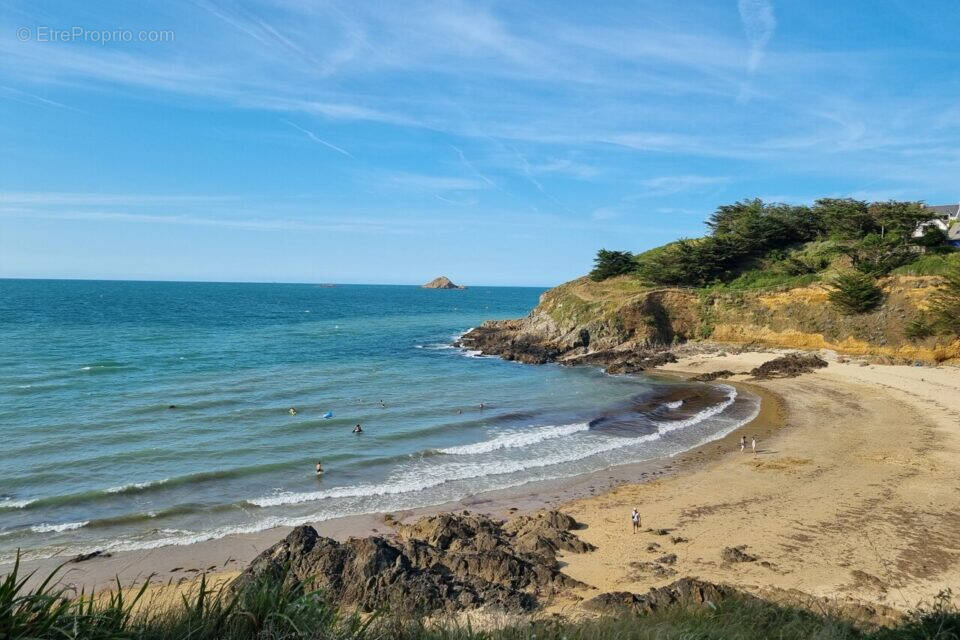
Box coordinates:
[556,350,960,615]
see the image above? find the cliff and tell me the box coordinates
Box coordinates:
[458,275,960,365]
[423,276,466,289]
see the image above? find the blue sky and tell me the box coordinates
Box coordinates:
[2,1,959,286]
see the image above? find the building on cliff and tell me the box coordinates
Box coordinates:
[914,203,960,247]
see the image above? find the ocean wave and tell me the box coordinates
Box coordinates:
[0,497,35,509]
[249,430,656,508]
[250,386,742,509]
[664,400,684,409]
[105,479,168,494]
[654,385,737,434]
[31,521,89,533]
[438,422,589,455]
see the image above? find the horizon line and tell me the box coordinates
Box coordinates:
[0,276,554,288]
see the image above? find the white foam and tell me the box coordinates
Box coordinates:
[31,521,89,533]
[654,385,737,434]
[0,498,35,509]
[250,386,743,509]
[665,400,683,409]
[438,422,589,455]
[105,479,166,494]
[250,430,654,508]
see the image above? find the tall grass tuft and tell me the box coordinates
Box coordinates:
[2,551,959,639]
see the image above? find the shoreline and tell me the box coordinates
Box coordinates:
[4,376,776,596]
[6,346,960,620]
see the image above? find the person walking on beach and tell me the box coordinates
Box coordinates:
[740,435,746,453]
[631,508,641,533]
[751,437,757,454]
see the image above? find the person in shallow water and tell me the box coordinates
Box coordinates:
[353,424,363,433]
[289,407,297,416]
[315,460,323,475]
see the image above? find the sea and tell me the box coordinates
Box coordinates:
[0,279,759,563]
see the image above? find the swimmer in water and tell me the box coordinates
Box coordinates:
[289,407,298,416]
[353,424,363,433]
[315,460,323,475]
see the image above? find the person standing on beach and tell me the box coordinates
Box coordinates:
[751,437,757,454]
[740,435,746,453]
[631,508,641,533]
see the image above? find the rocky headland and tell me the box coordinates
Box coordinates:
[455,274,960,367]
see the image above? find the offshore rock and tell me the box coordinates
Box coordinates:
[422,276,466,289]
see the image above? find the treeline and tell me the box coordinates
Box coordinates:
[590,198,951,287]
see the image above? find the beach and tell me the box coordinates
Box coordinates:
[8,346,959,618]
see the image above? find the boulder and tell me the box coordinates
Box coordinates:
[749,354,827,379]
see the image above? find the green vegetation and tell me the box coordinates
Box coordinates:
[589,198,956,295]
[589,249,635,281]
[930,265,960,334]
[3,558,960,640]
[828,271,884,315]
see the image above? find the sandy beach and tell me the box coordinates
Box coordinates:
[558,349,960,616]
[7,347,960,619]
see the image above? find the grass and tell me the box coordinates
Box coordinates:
[891,252,960,276]
[2,555,959,639]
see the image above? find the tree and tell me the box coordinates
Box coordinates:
[827,271,883,314]
[814,198,874,238]
[868,200,930,239]
[589,249,635,281]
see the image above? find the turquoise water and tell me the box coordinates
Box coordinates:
[0,280,757,561]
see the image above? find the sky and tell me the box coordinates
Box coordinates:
[2,1,960,286]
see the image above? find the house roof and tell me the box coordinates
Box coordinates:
[926,204,960,218]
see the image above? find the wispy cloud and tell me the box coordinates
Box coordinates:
[639,175,730,196]
[280,119,354,158]
[738,0,776,72]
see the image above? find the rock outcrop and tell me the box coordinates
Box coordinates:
[455,274,959,365]
[232,510,592,613]
[422,276,466,289]
[582,578,744,614]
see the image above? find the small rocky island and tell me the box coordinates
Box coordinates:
[422,276,466,289]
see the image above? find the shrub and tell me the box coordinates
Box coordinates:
[589,249,636,281]
[904,314,935,340]
[930,265,960,335]
[828,271,883,314]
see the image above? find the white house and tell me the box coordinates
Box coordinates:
[914,204,960,247]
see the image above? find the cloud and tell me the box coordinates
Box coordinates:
[738,0,776,72]
[639,175,730,196]
[280,119,354,158]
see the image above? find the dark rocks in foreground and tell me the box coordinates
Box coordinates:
[582,578,744,614]
[232,510,593,613]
